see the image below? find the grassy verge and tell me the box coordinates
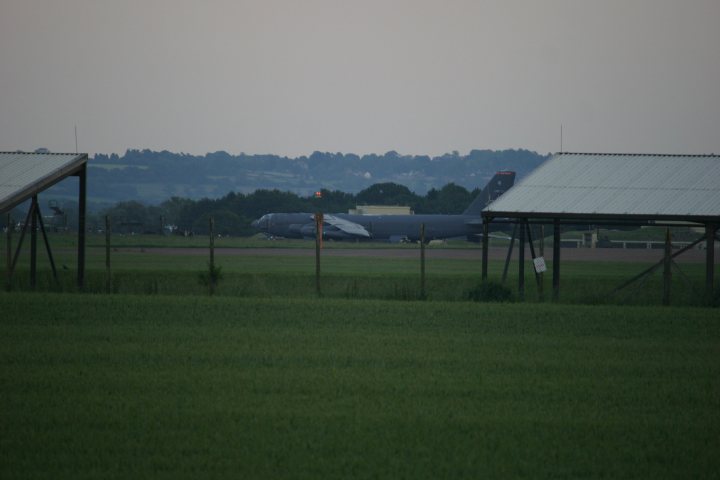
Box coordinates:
[1,293,718,478]
[5,247,715,306]
[0,232,488,250]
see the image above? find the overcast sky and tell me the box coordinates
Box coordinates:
[1,0,718,157]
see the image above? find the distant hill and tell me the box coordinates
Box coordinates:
[48,148,548,206]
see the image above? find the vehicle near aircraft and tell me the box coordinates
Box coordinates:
[251,171,516,242]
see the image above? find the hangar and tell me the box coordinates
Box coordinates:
[481,152,720,303]
[1,151,89,288]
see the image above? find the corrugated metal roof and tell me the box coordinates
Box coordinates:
[0,152,88,213]
[484,153,720,221]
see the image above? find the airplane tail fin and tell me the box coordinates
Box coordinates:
[462,171,516,215]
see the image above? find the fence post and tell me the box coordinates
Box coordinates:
[315,213,323,296]
[105,215,112,293]
[420,223,426,299]
[209,216,215,295]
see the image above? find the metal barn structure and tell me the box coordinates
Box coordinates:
[1,152,89,288]
[481,152,720,302]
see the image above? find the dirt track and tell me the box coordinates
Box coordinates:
[130,246,717,264]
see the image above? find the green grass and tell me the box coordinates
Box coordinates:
[2,230,718,307]
[1,232,496,250]
[1,293,718,478]
[5,243,715,306]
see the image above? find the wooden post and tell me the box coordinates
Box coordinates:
[105,215,112,293]
[315,213,323,296]
[481,219,489,281]
[5,213,11,291]
[209,216,215,295]
[553,219,560,302]
[663,228,672,306]
[420,223,426,299]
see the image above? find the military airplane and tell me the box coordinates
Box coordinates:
[251,171,515,242]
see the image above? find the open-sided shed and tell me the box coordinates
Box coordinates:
[1,152,89,288]
[481,152,720,302]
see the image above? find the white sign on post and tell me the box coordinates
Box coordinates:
[533,256,547,273]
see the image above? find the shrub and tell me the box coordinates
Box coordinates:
[198,262,223,295]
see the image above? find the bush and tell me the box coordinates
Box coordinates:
[198,262,223,295]
[465,282,514,303]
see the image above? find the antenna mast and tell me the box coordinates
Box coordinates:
[74,125,78,153]
[560,124,563,153]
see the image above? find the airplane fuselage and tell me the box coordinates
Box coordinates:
[251,170,515,242]
[253,212,482,242]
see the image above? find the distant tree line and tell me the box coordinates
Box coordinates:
[94,182,480,236]
[72,148,546,204]
[6,147,549,236]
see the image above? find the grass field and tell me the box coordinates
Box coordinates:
[1,293,718,478]
[2,232,718,477]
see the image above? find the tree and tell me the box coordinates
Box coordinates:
[103,201,149,233]
[192,210,246,236]
[356,182,419,207]
[160,197,195,225]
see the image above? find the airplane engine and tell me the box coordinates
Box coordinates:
[300,223,354,240]
[322,229,354,240]
[299,223,316,237]
[288,224,305,236]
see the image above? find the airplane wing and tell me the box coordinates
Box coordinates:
[321,214,371,238]
[469,233,513,240]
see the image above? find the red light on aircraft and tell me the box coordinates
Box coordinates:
[314,191,322,198]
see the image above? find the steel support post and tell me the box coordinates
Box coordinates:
[501,223,518,284]
[552,219,560,301]
[30,196,38,288]
[525,220,542,301]
[707,223,716,304]
[77,164,87,289]
[36,202,58,283]
[663,228,672,306]
[6,213,11,291]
